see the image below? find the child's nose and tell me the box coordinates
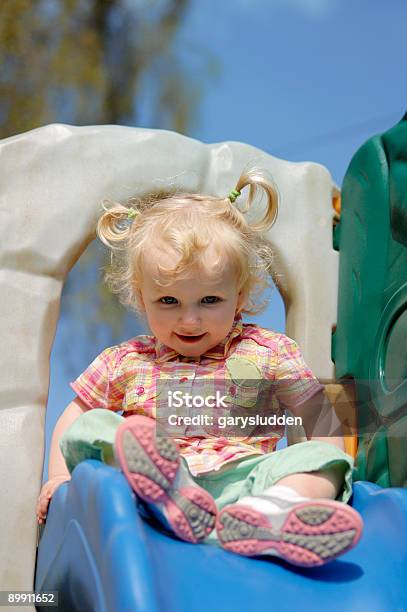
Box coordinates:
[179,308,202,328]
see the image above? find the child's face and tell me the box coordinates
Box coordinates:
[139,253,245,358]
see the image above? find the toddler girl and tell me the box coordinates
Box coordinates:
[37,168,362,567]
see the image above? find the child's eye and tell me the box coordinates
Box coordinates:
[158,296,222,305]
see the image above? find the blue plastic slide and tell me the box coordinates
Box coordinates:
[35,460,407,612]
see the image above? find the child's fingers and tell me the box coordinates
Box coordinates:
[36,478,69,523]
[37,499,49,518]
[36,488,52,519]
[36,500,49,524]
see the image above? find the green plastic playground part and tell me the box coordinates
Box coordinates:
[332,112,407,487]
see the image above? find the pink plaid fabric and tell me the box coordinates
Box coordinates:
[70,316,323,475]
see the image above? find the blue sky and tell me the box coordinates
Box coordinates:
[44,0,406,476]
[179,0,405,181]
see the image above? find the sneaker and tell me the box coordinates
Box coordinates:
[115,415,217,543]
[216,495,363,567]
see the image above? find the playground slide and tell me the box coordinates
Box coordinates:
[35,116,407,611]
[35,460,407,612]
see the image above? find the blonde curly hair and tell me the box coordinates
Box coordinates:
[96,167,279,317]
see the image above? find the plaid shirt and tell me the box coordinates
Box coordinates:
[70,315,323,475]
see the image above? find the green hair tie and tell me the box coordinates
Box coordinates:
[228,188,241,203]
[127,207,138,220]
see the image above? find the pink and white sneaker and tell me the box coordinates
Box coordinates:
[216,494,363,567]
[115,415,217,543]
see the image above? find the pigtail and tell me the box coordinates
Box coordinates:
[96,200,140,249]
[232,167,279,231]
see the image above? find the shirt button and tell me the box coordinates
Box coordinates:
[136,385,145,396]
[180,377,189,383]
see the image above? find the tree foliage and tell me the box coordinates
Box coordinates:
[0,0,216,369]
[0,0,212,135]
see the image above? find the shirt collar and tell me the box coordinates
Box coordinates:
[155,314,244,363]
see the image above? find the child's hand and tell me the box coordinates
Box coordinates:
[36,475,71,524]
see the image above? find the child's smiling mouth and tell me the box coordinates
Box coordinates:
[175,332,207,343]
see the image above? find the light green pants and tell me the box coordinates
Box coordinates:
[60,409,354,525]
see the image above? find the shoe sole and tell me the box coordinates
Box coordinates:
[216,500,363,566]
[115,415,216,543]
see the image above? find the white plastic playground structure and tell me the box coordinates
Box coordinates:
[0,125,339,605]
